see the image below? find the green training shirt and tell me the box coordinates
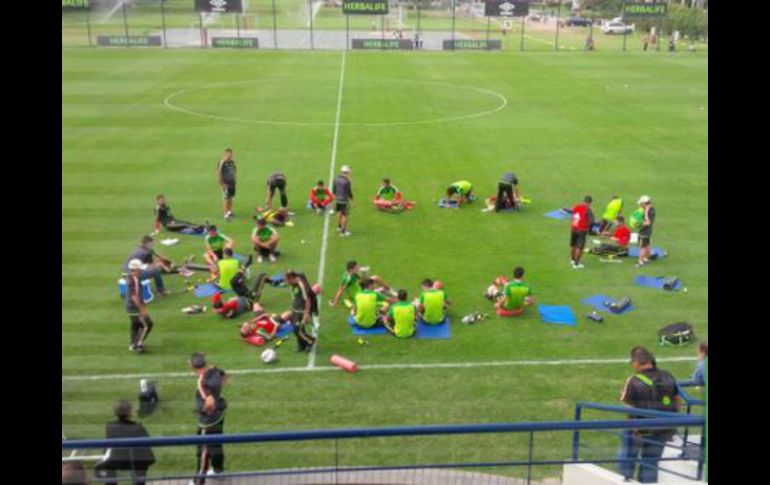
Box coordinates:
[354,290,385,328]
[450,181,472,196]
[389,302,416,338]
[502,281,532,311]
[420,289,447,324]
[252,226,276,243]
[602,198,624,221]
[206,233,228,251]
[377,185,399,201]
[341,271,362,300]
[216,258,240,290]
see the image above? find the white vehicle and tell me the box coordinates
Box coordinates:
[602,21,634,35]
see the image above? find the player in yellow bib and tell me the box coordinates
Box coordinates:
[418,279,450,324]
[446,180,474,206]
[352,279,387,328]
[385,289,416,338]
[599,195,624,234]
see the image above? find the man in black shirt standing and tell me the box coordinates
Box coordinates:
[635,195,656,268]
[94,400,155,485]
[285,270,318,352]
[189,352,228,484]
[216,148,237,221]
[333,165,353,237]
[617,346,680,483]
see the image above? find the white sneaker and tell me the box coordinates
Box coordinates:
[575,263,585,269]
[336,226,342,232]
[329,209,335,215]
[257,255,264,264]
[342,231,352,237]
[269,254,277,263]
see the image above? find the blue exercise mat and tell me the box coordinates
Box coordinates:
[627,247,667,259]
[438,199,459,209]
[234,253,250,264]
[634,276,683,291]
[416,318,451,339]
[347,315,388,335]
[194,283,225,298]
[179,227,205,236]
[538,304,577,326]
[276,322,293,339]
[581,295,636,315]
[544,209,572,220]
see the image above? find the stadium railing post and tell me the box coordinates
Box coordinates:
[308,0,315,50]
[346,15,350,50]
[554,1,561,51]
[572,404,582,461]
[526,430,534,485]
[236,13,240,39]
[86,10,93,48]
[520,14,525,51]
[622,0,628,51]
[199,12,205,48]
[451,0,456,44]
[271,0,278,49]
[160,0,168,48]
[486,16,490,44]
[122,0,130,48]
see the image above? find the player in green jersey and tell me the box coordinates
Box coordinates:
[373,178,416,213]
[384,289,417,338]
[417,279,451,324]
[445,180,474,206]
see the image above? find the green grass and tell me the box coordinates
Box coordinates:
[62,47,707,479]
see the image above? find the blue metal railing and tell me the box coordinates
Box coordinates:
[63,414,704,484]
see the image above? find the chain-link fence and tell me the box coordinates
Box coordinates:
[62,1,708,52]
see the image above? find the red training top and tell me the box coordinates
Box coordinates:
[571,203,591,232]
[613,224,631,247]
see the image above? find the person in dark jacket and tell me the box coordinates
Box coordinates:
[94,400,155,485]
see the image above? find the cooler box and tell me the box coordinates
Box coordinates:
[118,278,154,303]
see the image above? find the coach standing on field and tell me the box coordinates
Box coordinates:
[190,352,228,484]
[216,148,237,221]
[125,259,154,354]
[333,165,353,237]
[635,195,656,268]
[265,171,289,210]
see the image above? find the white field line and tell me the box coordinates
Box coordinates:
[307,50,347,369]
[62,356,697,382]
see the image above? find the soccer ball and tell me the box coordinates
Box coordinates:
[260,348,278,364]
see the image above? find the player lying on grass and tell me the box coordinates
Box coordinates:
[212,291,255,319]
[204,226,234,273]
[445,180,474,206]
[254,207,293,227]
[309,180,334,214]
[589,215,631,257]
[351,278,391,328]
[373,178,416,213]
[384,289,417,338]
[484,267,534,317]
[238,306,291,346]
[329,260,393,307]
[417,279,451,324]
[251,217,280,264]
[153,194,207,234]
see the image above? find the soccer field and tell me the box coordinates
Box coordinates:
[62,47,708,478]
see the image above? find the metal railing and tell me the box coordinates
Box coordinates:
[63,412,704,484]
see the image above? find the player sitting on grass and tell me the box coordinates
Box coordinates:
[384,289,416,339]
[373,178,416,213]
[590,215,631,257]
[485,267,534,317]
[251,218,280,264]
[204,225,234,273]
[239,305,290,346]
[330,261,392,307]
[153,194,207,234]
[309,180,334,214]
[351,278,388,328]
[418,279,450,324]
[445,180,474,206]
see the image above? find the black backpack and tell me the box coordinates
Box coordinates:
[137,380,159,417]
[658,322,695,347]
[634,369,679,438]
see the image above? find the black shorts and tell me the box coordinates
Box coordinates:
[222,183,236,199]
[268,178,287,195]
[213,249,224,260]
[639,235,651,248]
[336,202,349,215]
[570,230,587,249]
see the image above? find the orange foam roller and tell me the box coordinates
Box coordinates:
[330,354,358,373]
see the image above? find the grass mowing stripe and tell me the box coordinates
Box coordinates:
[310,50,347,369]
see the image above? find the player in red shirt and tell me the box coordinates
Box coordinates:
[591,215,631,257]
[570,195,593,269]
[239,305,291,346]
[309,180,335,214]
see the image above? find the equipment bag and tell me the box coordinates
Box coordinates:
[658,322,695,347]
